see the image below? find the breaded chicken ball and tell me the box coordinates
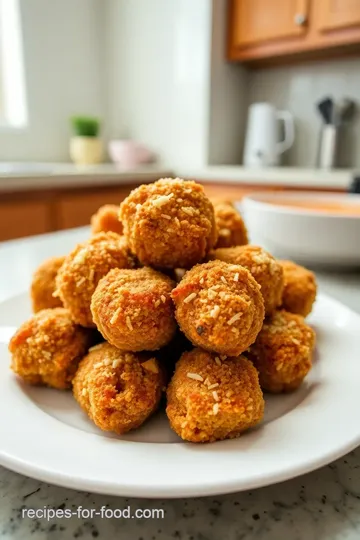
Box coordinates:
[9,308,92,389]
[213,202,248,248]
[171,260,264,356]
[119,178,217,269]
[30,256,65,313]
[91,267,176,351]
[166,348,264,443]
[73,342,164,434]
[91,204,123,235]
[210,245,284,315]
[56,232,134,327]
[247,310,315,393]
[280,260,317,317]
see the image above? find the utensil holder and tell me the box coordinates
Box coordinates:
[317,125,338,169]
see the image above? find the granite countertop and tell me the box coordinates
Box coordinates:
[0,162,355,192]
[177,165,354,190]
[1,229,360,540]
[0,164,173,193]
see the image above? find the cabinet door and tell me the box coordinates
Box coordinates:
[0,201,50,241]
[318,0,360,32]
[231,0,309,47]
[56,187,136,230]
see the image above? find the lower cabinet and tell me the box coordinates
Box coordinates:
[55,187,132,230]
[0,200,51,242]
[0,181,344,242]
[0,185,137,242]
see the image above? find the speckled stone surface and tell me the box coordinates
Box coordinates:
[1,230,360,540]
[2,451,360,539]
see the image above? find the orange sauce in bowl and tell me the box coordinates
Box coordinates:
[266,199,360,216]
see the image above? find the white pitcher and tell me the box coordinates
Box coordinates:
[243,102,294,167]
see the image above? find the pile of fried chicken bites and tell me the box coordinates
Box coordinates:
[9,178,317,443]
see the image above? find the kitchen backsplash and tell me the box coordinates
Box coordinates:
[247,57,360,169]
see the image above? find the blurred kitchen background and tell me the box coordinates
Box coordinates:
[1,0,360,241]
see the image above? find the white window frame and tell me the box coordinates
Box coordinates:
[0,0,27,129]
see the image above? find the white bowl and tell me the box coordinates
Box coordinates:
[241,191,360,267]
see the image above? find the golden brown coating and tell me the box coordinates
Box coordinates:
[213,202,248,248]
[91,267,177,351]
[247,310,315,393]
[9,308,92,389]
[73,342,164,434]
[171,260,265,356]
[55,232,135,327]
[166,348,264,443]
[119,178,217,269]
[210,245,284,316]
[90,204,123,235]
[280,260,317,317]
[30,256,65,313]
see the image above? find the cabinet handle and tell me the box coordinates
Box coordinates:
[294,13,306,26]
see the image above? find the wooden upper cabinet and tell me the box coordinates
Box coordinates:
[228,0,360,64]
[318,0,360,32]
[231,0,309,47]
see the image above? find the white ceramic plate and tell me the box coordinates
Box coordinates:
[242,192,360,267]
[1,292,360,498]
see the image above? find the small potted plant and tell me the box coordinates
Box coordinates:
[69,116,103,165]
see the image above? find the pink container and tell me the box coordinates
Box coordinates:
[108,140,154,168]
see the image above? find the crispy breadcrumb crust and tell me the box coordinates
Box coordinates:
[91,267,177,351]
[247,310,315,393]
[90,204,123,235]
[119,178,218,269]
[9,308,92,389]
[213,202,248,248]
[210,245,284,316]
[166,348,264,442]
[73,342,165,434]
[55,232,135,327]
[171,260,264,356]
[279,260,317,317]
[30,256,65,313]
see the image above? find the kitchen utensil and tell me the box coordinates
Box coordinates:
[2,291,360,496]
[316,97,356,168]
[242,192,360,266]
[350,176,360,194]
[317,97,333,125]
[338,98,356,123]
[243,103,294,167]
[316,97,336,168]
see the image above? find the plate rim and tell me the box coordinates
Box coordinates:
[1,291,360,498]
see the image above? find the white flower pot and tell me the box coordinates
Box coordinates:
[69,136,103,165]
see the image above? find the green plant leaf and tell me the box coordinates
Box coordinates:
[70,116,100,137]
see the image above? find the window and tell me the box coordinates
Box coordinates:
[0,0,27,128]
